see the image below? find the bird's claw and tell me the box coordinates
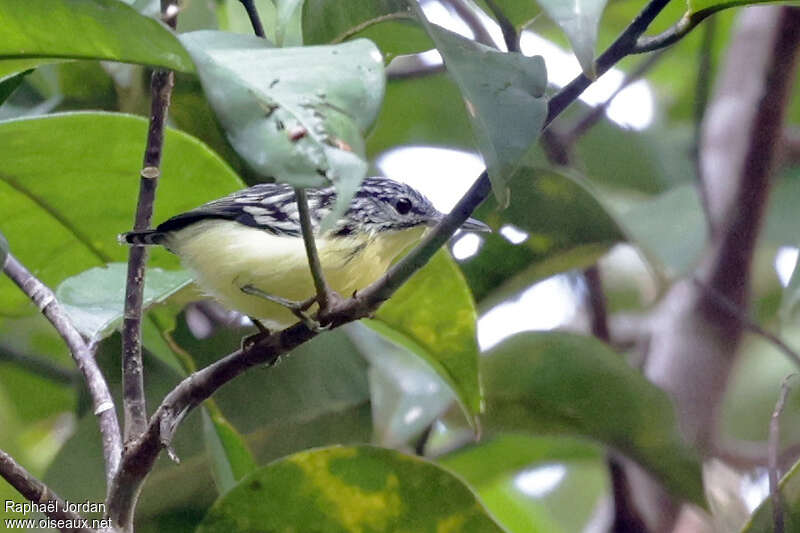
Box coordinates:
[241,285,331,332]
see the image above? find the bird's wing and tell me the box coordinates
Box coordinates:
[155,183,336,237]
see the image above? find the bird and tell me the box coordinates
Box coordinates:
[121,176,489,330]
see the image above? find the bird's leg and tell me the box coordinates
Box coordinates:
[240,285,329,333]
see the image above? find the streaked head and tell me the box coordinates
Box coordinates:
[333,177,489,236]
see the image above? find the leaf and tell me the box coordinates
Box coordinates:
[412,12,547,204]
[483,331,706,507]
[276,0,305,47]
[55,263,191,342]
[740,457,800,532]
[0,70,31,106]
[0,0,194,74]
[614,184,708,277]
[461,166,623,302]
[302,0,430,59]
[364,250,482,426]
[536,0,609,78]
[0,112,245,316]
[202,408,258,495]
[197,445,506,533]
[346,322,454,448]
[179,31,383,221]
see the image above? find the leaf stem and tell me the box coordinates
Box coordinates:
[121,1,177,443]
[0,448,91,532]
[238,0,266,38]
[2,253,121,486]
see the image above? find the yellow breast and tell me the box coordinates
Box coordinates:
[167,220,425,329]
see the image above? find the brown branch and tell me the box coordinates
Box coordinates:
[483,0,518,52]
[769,375,796,533]
[238,0,266,38]
[2,253,121,487]
[0,449,91,532]
[121,0,177,443]
[441,0,496,48]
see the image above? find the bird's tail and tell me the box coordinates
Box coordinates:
[118,230,166,246]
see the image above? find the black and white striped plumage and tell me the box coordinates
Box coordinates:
[122,177,457,247]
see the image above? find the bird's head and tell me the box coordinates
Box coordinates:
[333,177,489,236]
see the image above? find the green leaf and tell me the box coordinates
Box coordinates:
[462,166,623,302]
[483,331,706,507]
[202,408,258,495]
[197,445,506,533]
[276,0,305,46]
[346,323,454,448]
[55,263,191,342]
[0,0,194,74]
[741,457,800,532]
[614,184,708,277]
[0,112,245,316]
[413,13,547,204]
[302,0,429,59]
[364,250,482,426]
[0,70,31,106]
[536,0,608,78]
[179,31,384,221]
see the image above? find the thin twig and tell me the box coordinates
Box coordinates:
[483,0,518,52]
[769,374,796,533]
[441,0,496,48]
[121,0,177,442]
[563,50,666,143]
[0,449,91,532]
[693,278,800,370]
[106,0,687,523]
[238,0,266,38]
[2,253,121,486]
[295,188,332,310]
[0,343,78,385]
[546,0,673,126]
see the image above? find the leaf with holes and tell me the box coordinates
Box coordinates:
[197,446,506,533]
[0,0,193,79]
[0,112,244,316]
[412,12,547,204]
[180,31,384,222]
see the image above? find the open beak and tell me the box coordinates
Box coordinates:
[460,217,492,232]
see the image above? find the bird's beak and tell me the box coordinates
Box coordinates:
[460,217,492,232]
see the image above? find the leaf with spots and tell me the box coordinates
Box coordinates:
[197,445,506,533]
[364,250,482,428]
[179,31,385,224]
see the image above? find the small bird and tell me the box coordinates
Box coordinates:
[122,177,489,329]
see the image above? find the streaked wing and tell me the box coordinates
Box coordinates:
[156,183,336,237]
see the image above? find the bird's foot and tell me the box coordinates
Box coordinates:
[240,285,327,333]
[240,316,271,351]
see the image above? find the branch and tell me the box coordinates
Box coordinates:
[0,449,91,533]
[441,0,496,48]
[121,0,177,442]
[770,375,796,533]
[483,0,518,52]
[692,16,717,237]
[238,0,266,38]
[693,278,800,370]
[295,188,332,310]
[2,253,121,487]
[546,0,673,126]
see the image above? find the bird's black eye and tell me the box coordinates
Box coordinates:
[394,197,413,215]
